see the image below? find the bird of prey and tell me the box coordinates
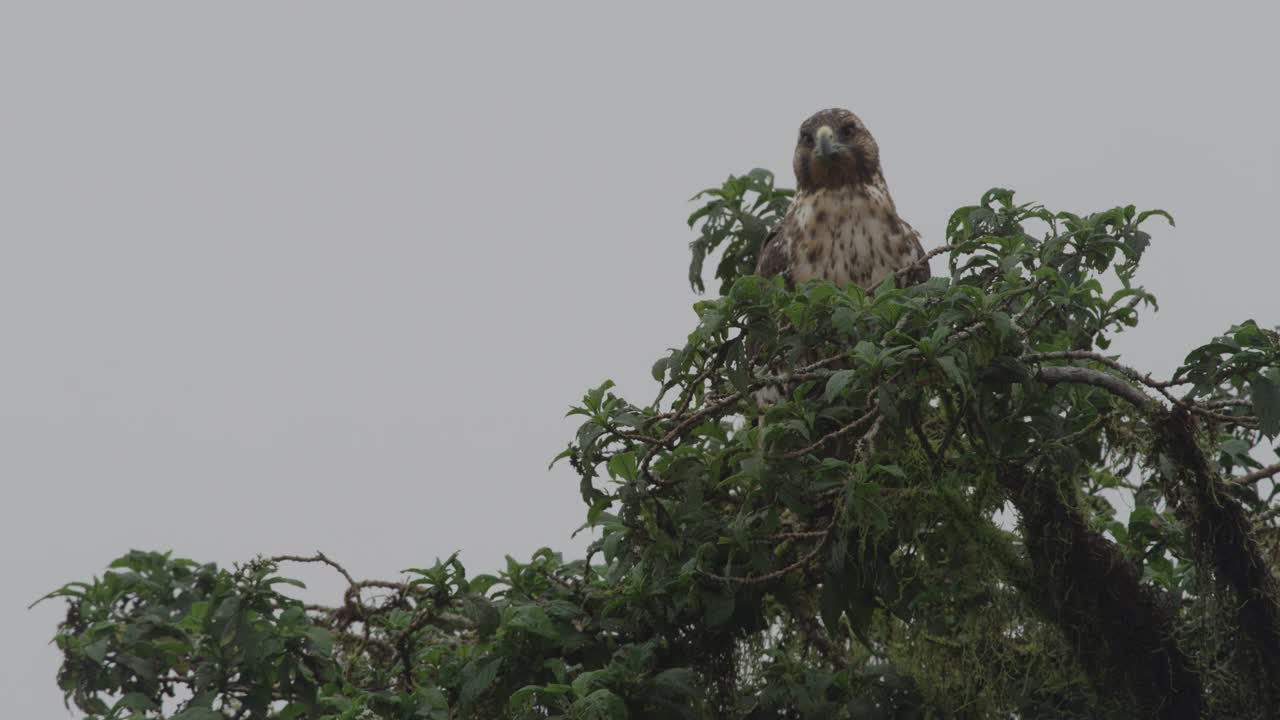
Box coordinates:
[756,108,929,289]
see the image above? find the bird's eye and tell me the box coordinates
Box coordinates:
[800,132,814,145]
[840,124,858,137]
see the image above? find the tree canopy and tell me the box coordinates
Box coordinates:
[41,172,1280,719]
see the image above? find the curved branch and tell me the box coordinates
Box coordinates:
[1033,365,1163,412]
[268,551,357,586]
[1025,350,1182,404]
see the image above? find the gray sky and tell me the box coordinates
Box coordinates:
[2,2,1277,715]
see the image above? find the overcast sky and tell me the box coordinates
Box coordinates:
[2,2,1278,715]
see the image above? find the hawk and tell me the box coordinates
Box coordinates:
[757,108,929,289]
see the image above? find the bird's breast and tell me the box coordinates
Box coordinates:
[787,187,913,290]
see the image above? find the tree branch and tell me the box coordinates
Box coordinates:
[995,464,1203,719]
[269,551,357,587]
[1033,365,1162,412]
[1155,413,1280,702]
[1235,462,1280,486]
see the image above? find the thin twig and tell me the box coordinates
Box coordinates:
[893,244,955,280]
[669,338,737,421]
[1053,414,1107,448]
[770,529,829,541]
[1192,409,1260,427]
[700,530,831,585]
[268,552,356,587]
[855,416,884,462]
[1203,398,1252,409]
[770,403,880,461]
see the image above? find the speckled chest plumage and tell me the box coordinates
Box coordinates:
[781,185,923,289]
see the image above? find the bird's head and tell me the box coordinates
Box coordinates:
[792,108,882,192]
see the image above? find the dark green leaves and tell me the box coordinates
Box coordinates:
[46,179,1275,720]
[1175,320,1280,438]
[687,168,793,294]
[1251,369,1280,437]
[504,605,560,640]
[41,551,338,719]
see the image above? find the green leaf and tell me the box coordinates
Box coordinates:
[460,656,503,706]
[607,452,638,482]
[651,667,697,699]
[853,341,878,364]
[117,653,156,682]
[832,306,859,335]
[1251,370,1280,437]
[113,692,159,712]
[570,688,627,719]
[1136,208,1175,227]
[703,590,735,626]
[506,605,560,640]
[991,312,1013,344]
[847,482,889,532]
[509,685,543,710]
[459,593,502,638]
[83,636,110,664]
[823,369,858,403]
[572,669,607,699]
[304,626,334,656]
[820,577,846,632]
[936,356,969,394]
[264,575,306,589]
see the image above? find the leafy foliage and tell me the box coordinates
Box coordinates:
[686,168,793,295]
[43,175,1280,719]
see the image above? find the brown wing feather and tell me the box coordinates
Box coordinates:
[900,226,932,286]
[755,224,791,285]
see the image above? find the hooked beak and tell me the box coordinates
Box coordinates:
[814,125,838,159]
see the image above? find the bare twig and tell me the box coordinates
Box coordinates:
[658,393,743,447]
[893,244,955,280]
[770,529,829,541]
[1053,414,1107,448]
[668,338,737,421]
[1203,398,1253,409]
[1192,409,1260,427]
[796,354,850,374]
[700,530,831,585]
[770,402,880,461]
[855,415,884,462]
[942,319,987,349]
[269,551,357,587]
[1010,280,1050,327]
